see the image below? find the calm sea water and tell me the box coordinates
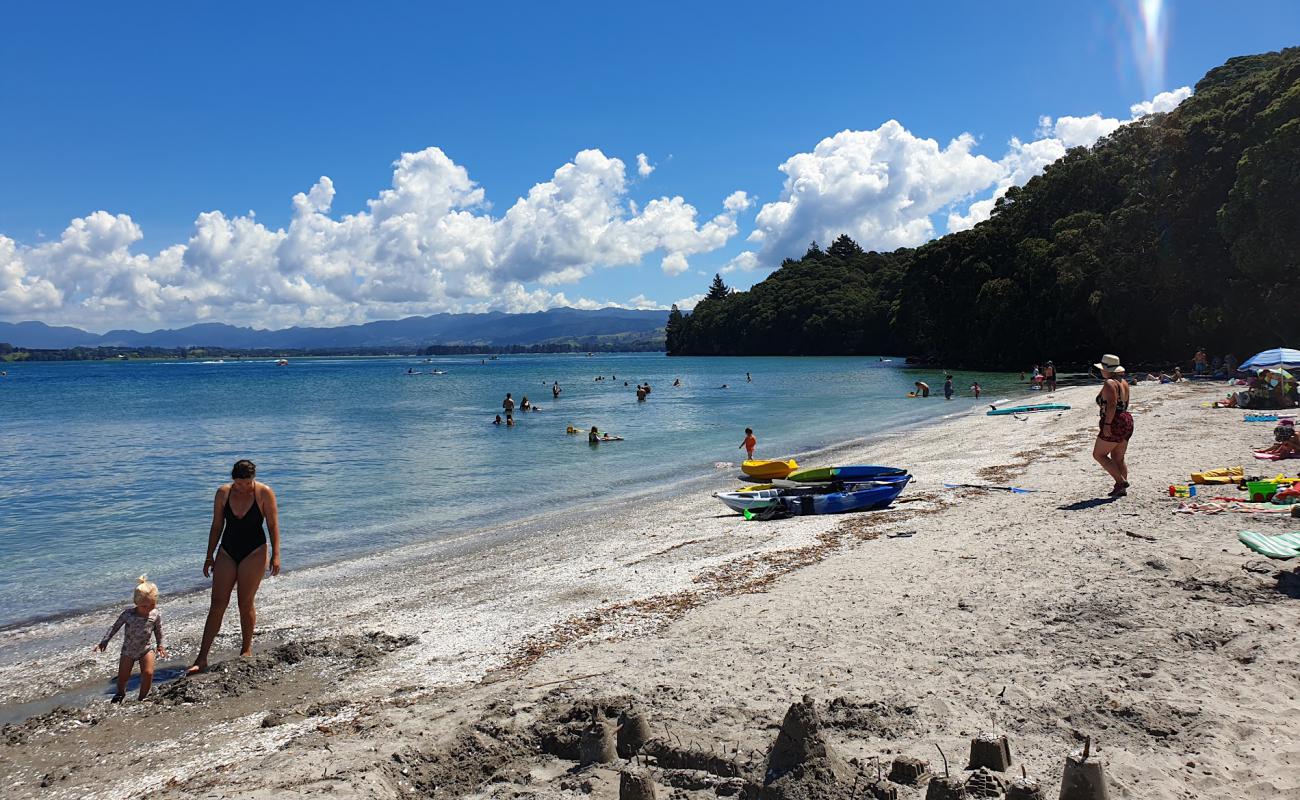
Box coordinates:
[0,354,1027,628]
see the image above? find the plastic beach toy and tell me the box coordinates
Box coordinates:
[1246,480,1280,502]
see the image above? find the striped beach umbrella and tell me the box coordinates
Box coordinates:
[1239,348,1300,371]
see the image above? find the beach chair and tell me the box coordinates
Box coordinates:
[1238,530,1300,560]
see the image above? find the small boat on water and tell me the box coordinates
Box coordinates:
[276,359,289,366]
[741,459,799,480]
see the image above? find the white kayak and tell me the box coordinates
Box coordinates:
[714,489,784,513]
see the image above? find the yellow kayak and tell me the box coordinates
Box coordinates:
[741,459,798,480]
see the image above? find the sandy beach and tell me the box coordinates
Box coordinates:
[3,380,1299,799]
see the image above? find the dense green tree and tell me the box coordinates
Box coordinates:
[667,47,1300,367]
[705,274,730,302]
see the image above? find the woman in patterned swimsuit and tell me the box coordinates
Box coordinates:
[186,459,281,675]
[96,575,167,702]
[1092,354,1134,497]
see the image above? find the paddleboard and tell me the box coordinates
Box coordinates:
[986,403,1071,416]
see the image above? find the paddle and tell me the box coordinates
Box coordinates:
[943,482,1044,495]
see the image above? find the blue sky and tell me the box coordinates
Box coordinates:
[1,1,1297,331]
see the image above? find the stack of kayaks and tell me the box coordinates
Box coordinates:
[741,459,799,480]
[787,465,908,482]
[986,403,1071,416]
[715,466,910,516]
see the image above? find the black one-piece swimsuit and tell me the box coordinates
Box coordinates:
[221,489,266,564]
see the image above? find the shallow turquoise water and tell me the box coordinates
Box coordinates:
[0,354,1027,627]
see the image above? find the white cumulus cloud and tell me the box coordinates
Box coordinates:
[636,153,655,177]
[672,293,705,311]
[721,251,760,274]
[729,85,1195,269]
[1130,86,1192,117]
[0,148,747,330]
[745,122,1004,261]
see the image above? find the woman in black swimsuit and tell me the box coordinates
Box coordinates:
[1092,354,1133,497]
[187,459,280,674]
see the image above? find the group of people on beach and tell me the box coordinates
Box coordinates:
[1023,362,1058,392]
[1193,348,1238,378]
[96,459,280,701]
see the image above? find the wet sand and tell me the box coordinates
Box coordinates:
[3,381,1298,799]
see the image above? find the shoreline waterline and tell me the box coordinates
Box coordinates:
[0,384,1039,718]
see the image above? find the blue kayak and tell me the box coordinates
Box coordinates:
[780,476,911,515]
[987,403,1071,416]
[787,465,909,482]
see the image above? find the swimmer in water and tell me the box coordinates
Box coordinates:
[589,426,600,443]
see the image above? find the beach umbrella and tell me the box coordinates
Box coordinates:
[1239,348,1300,371]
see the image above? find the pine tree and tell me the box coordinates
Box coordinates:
[665,304,685,354]
[705,273,730,302]
[827,234,864,261]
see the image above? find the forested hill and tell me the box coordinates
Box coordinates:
[667,47,1300,367]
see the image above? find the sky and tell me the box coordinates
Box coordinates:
[1,1,1297,332]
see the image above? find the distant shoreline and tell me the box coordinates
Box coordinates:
[0,342,666,362]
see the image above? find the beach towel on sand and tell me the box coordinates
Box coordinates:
[1253,450,1300,461]
[1191,467,1244,484]
[1238,530,1300,559]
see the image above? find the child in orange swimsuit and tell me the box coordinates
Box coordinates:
[740,428,757,459]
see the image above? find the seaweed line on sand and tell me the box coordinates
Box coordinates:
[977,433,1087,483]
[494,497,944,675]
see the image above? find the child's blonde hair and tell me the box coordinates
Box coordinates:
[133,574,159,605]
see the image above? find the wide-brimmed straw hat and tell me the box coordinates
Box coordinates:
[1093,354,1122,372]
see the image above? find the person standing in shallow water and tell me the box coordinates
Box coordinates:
[740,428,757,459]
[187,460,280,674]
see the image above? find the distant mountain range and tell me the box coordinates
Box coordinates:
[0,308,668,350]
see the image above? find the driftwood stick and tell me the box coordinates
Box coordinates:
[524,671,613,690]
